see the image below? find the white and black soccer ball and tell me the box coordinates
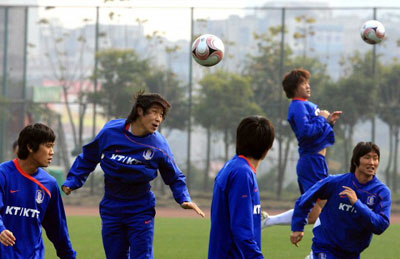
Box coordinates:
[192,34,224,67]
[360,20,385,45]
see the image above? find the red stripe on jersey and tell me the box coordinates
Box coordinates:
[13,159,52,198]
[293,97,308,101]
[238,155,257,174]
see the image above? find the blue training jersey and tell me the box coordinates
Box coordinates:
[288,99,335,155]
[64,119,191,204]
[0,159,76,259]
[209,155,263,259]
[292,173,391,258]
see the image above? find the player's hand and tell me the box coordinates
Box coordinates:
[0,230,16,246]
[181,202,205,218]
[319,110,330,119]
[290,231,304,247]
[339,186,358,205]
[328,111,342,125]
[62,185,73,195]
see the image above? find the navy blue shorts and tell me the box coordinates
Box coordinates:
[297,153,328,194]
[99,192,156,259]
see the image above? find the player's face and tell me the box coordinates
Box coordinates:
[356,151,379,178]
[295,81,311,99]
[30,142,55,168]
[138,104,164,135]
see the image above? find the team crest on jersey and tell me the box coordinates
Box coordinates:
[143,149,155,160]
[367,195,376,206]
[36,190,45,204]
[318,253,327,259]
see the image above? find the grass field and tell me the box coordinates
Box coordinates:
[44,216,399,258]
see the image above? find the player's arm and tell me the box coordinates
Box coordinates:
[158,147,204,217]
[292,103,333,139]
[42,184,77,259]
[291,177,333,246]
[62,132,104,194]
[341,186,391,235]
[0,172,16,246]
[229,170,264,259]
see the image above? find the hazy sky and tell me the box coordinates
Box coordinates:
[2,0,399,41]
[2,0,400,8]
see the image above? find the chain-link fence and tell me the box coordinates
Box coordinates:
[1,5,400,200]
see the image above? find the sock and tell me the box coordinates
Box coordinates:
[263,209,294,228]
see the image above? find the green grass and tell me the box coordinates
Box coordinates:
[44,216,399,258]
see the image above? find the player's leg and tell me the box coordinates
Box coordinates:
[126,208,156,259]
[100,198,130,259]
[262,154,328,229]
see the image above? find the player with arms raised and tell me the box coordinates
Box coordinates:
[263,68,342,228]
[62,91,204,259]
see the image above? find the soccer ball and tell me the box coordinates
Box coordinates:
[192,34,224,67]
[360,20,385,45]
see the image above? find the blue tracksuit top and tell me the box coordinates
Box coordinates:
[0,159,76,259]
[288,99,335,156]
[63,119,191,204]
[209,155,263,259]
[292,173,391,258]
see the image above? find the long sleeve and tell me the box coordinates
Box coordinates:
[292,177,331,232]
[0,172,6,233]
[63,133,103,190]
[353,188,391,235]
[292,103,330,140]
[42,186,76,259]
[159,148,191,205]
[228,171,263,259]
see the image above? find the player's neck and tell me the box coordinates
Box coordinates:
[354,170,374,184]
[130,121,149,136]
[17,158,39,175]
[240,155,261,171]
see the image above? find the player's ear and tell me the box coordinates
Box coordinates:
[137,107,144,117]
[27,144,33,153]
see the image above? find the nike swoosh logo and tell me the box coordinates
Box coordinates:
[10,190,19,193]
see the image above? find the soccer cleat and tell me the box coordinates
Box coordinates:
[261,211,269,228]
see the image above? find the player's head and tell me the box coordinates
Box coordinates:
[282,68,310,99]
[17,123,56,166]
[127,91,171,124]
[236,115,275,160]
[350,142,380,173]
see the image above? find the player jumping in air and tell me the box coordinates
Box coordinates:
[0,123,76,259]
[262,68,342,228]
[209,115,275,259]
[291,142,391,258]
[62,91,204,259]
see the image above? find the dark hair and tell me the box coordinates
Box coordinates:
[126,91,171,124]
[282,68,310,99]
[12,140,18,151]
[350,142,380,173]
[236,116,275,160]
[17,123,56,159]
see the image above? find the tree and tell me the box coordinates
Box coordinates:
[93,49,149,119]
[244,27,294,198]
[378,63,400,192]
[195,71,262,184]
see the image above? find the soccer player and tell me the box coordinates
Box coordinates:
[62,91,204,259]
[291,142,391,258]
[0,123,76,259]
[208,115,275,259]
[262,68,342,228]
